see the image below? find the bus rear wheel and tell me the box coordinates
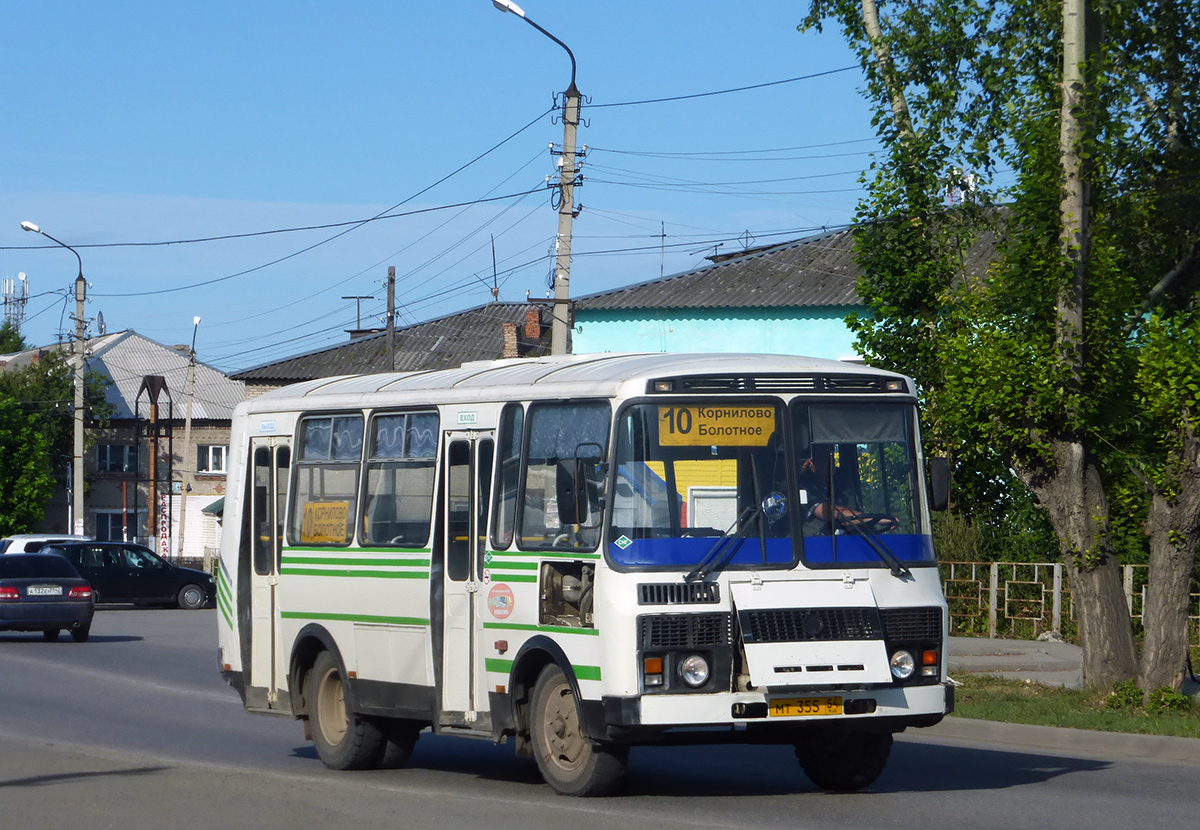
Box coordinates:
[530,664,627,796]
[794,729,892,792]
[307,650,385,770]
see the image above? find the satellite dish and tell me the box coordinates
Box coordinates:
[96,311,107,336]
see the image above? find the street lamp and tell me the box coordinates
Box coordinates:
[22,220,87,536]
[492,0,581,356]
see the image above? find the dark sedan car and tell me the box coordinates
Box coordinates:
[0,553,95,642]
[40,542,215,610]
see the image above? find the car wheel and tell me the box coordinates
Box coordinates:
[306,650,385,770]
[71,624,91,643]
[43,629,60,641]
[529,664,628,796]
[177,584,205,610]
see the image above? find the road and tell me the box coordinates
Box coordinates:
[1,609,1196,830]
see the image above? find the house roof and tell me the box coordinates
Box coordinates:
[574,220,1002,312]
[574,228,862,312]
[82,330,245,421]
[232,302,551,383]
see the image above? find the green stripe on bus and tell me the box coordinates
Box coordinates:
[219,600,233,630]
[482,560,538,570]
[280,568,428,579]
[487,550,601,561]
[487,574,537,583]
[484,658,601,681]
[282,556,431,567]
[482,622,599,636]
[281,546,431,555]
[280,611,429,626]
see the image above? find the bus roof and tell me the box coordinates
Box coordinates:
[238,352,913,414]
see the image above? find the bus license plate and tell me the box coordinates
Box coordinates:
[769,696,843,717]
[26,585,63,596]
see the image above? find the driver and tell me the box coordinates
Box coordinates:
[797,447,894,534]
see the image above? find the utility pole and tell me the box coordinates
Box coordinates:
[71,272,86,535]
[176,317,200,562]
[386,266,396,369]
[492,1,582,355]
[551,83,581,355]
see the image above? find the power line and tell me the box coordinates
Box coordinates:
[590,66,859,108]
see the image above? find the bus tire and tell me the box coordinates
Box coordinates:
[794,729,892,792]
[307,650,385,770]
[530,664,627,796]
[377,719,422,768]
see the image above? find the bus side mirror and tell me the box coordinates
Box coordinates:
[929,458,950,512]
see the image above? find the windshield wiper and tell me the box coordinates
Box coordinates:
[684,504,762,583]
[835,516,911,579]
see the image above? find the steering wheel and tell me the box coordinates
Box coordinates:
[837,512,899,533]
[551,532,573,547]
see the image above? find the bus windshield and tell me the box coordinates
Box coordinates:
[608,400,934,571]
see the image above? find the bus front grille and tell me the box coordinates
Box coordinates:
[879,607,942,641]
[638,613,732,648]
[739,607,883,644]
[638,582,721,605]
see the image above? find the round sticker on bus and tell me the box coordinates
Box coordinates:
[487,583,514,620]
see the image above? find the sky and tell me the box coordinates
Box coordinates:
[1,1,881,373]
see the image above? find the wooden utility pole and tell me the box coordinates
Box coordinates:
[386,266,396,369]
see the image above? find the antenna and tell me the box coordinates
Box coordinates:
[490,235,500,301]
[3,273,29,331]
[96,310,107,336]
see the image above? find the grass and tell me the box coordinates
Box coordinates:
[949,674,1200,739]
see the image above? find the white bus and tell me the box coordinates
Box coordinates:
[216,353,952,795]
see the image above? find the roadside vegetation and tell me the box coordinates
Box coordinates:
[950,675,1200,739]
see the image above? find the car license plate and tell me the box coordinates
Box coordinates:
[769,696,843,717]
[26,585,63,596]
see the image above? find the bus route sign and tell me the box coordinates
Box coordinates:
[300,501,350,544]
[657,405,776,447]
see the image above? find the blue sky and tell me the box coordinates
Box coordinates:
[1,1,879,372]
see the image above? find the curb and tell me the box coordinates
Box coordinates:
[914,716,1200,766]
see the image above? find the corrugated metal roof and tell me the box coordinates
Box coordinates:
[85,330,245,420]
[232,303,552,383]
[575,229,861,311]
[574,223,1001,311]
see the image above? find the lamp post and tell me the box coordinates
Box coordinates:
[21,221,87,536]
[492,0,581,355]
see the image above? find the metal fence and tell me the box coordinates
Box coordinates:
[940,561,1200,645]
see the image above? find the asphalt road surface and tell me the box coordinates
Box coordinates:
[1,609,1196,830]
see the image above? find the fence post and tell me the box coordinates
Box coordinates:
[1052,563,1062,633]
[989,561,999,639]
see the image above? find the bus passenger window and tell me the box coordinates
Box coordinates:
[519,401,610,551]
[361,412,438,547]
[491,405,523,549]
[288,415,363,547]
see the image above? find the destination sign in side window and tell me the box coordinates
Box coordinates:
[657,405,776,447]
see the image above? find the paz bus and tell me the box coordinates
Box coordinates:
[216,352,952,795]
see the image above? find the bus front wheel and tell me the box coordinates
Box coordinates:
[794,729,892,792]
[307,650,385,770]
[530,664,627,796]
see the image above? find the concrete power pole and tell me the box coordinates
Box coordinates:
[551,84,581,356]
[72,272,86,535]
[386,266,396,369]
[176,318,200,562]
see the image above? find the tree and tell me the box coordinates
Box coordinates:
[0,321,26,353]
[802,0,1200,690]
[0,347,113,536]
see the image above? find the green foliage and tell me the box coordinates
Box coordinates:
[1106,679,1143,710]
[1146,686,1193,713]
[0,322,27,353]
[0,350,112,535]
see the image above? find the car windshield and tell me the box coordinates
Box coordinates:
[608,399,934,571]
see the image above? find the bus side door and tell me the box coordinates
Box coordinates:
[246,439,291,708]
[441,432,494,718]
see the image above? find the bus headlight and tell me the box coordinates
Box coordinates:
[889,649,915,680]
[679,654,710,687]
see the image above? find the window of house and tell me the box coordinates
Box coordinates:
[95,509,140,542]
[197,444,227,474]
[97,445,138,474]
